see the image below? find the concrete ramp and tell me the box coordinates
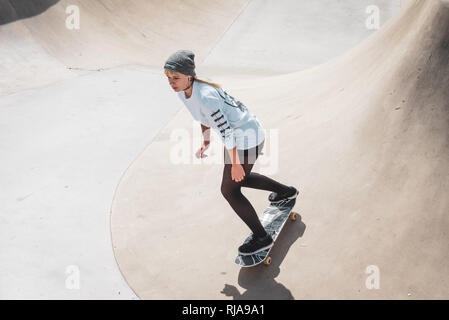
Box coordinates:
[111,0,449,299]
[0,0,249,95]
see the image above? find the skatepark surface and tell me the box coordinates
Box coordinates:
[3,0,449,299]
[111,0,449,299]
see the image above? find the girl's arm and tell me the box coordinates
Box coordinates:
[201,124,210,144]
[201,123,239,165]
[227,146,241,165]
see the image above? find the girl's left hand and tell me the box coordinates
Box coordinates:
[231,164,245,182]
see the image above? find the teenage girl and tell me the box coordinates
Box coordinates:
[164,50,298,255]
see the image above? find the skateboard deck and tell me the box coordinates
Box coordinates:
[235,196,299,267]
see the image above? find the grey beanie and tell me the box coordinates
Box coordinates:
[164,49,196,76]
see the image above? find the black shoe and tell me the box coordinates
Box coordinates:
[268,186,299,203]
[238,233,273,256]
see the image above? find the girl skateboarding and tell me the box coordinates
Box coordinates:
[164,50,298,255]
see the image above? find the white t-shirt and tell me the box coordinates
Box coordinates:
[177,80,265,150]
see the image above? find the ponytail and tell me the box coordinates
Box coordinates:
[193,76,221,88]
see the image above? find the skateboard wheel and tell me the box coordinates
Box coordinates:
[263,257,272,265]
[289,212,298,221]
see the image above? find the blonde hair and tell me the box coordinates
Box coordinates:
[193,76,221,88]
[164,69,221,88]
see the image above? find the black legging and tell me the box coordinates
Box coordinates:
[221,140,291,238]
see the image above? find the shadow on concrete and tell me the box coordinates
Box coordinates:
[221,215,306,300]
[0,0,59,25]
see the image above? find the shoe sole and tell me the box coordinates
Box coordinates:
[270,189,299,204]
[238,242,273,256]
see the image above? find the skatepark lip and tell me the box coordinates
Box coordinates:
[0,0,59,25]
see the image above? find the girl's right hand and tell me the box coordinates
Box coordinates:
[195,141,210,159]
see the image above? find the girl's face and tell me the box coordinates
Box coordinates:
[165,70,190,92]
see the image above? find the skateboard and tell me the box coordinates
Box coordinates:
[235,195,299,267]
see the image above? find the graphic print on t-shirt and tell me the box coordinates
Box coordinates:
[215,88,248,113]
